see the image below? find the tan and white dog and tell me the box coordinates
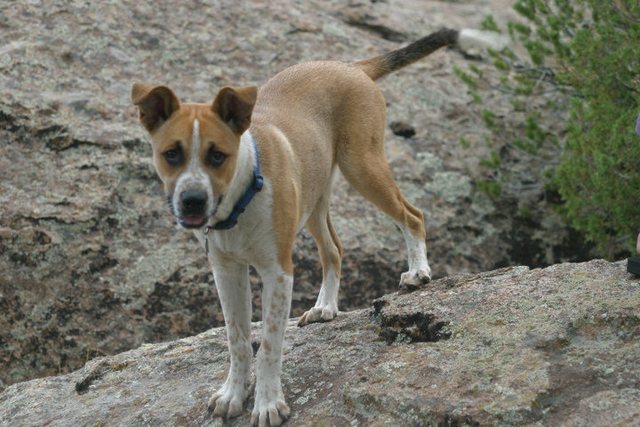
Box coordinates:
[132,28,503,426]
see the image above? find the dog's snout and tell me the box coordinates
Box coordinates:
[180,190,207,214]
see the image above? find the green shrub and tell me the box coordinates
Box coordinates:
[461,0,640,256]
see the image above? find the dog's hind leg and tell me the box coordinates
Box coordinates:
[298,192,343,326]
[338,141,431,293]
[208,254,253,419]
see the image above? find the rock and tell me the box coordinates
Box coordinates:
[1,260,638,426]
[0,0,594,388]
[337,5,408,42]
[389,120,416,138]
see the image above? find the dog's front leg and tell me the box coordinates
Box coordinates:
[251,265,293,426]
[208,254,253,419]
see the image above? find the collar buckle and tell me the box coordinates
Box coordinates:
[253,175,264,191]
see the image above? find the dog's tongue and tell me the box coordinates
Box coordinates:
[182,215,204,226]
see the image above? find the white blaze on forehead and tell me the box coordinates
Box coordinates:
[191,119,201,165]
[183,118,204,176]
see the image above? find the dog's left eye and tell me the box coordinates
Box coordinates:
[208,149,227,167]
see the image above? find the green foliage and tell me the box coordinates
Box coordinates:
[543,1,639,255]
[453,66,482,103]
[461,0,640,255]
[479,147,501,170]
[477,179,502,199]
[481,15,501,33]
[481,110,497,128]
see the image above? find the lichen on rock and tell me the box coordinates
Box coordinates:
[1,260,637,426]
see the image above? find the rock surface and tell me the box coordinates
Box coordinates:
[1,0,593,387]
[1,260,638,426]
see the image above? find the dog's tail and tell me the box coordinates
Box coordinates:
[355,28,507,81]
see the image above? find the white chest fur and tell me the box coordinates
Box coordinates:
[194,176,276,267]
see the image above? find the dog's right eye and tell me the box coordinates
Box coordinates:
[163,147,183,166]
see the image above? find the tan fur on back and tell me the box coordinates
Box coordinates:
[251,61,425,271]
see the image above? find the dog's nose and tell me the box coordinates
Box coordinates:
[180,190,207,214]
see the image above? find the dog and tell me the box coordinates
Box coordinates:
[132,27,503,426]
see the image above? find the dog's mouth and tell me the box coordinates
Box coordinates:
[174,196,222,230]
[179,215,208,229]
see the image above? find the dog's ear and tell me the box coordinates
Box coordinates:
[131,83,180,133]
[212,86,257,135]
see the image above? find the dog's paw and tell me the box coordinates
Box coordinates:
[399,268,431,293]
[297,305,337,327]
[208,383,250,419]
[251,397,290,427]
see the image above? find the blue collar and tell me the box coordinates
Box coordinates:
[209,135,264,231]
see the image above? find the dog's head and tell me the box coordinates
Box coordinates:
[131,83,257,229]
